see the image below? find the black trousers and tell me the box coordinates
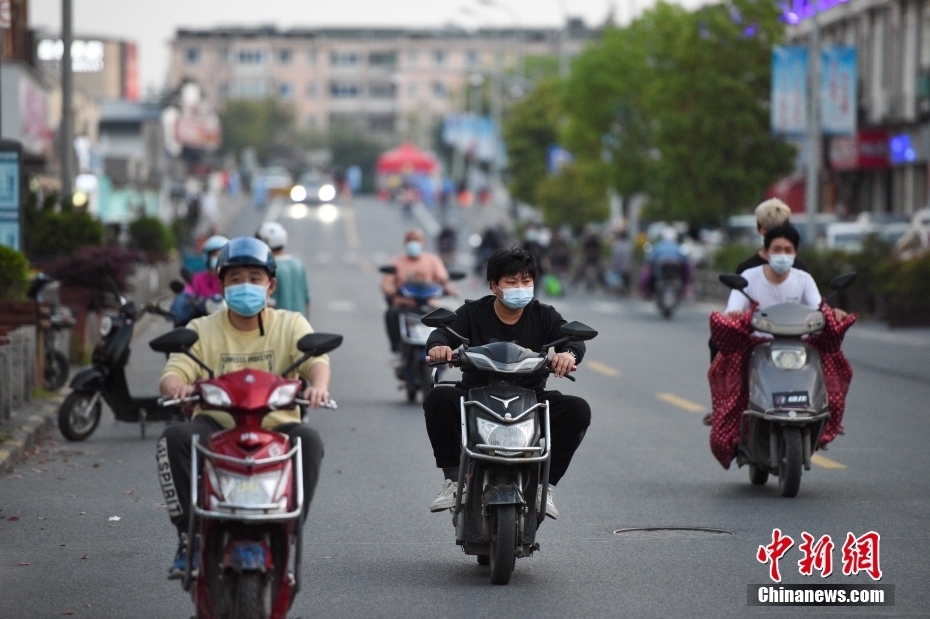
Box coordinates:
[423,386,591,485]
[156,416,324,535]
[385,306,403,352]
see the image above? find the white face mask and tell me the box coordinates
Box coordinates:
[768,253,795,274]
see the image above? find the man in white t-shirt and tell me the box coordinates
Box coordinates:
[725,223,847,322]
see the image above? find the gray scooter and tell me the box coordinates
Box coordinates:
[719,272,856,497]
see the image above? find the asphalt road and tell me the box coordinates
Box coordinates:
[1,196,928,619]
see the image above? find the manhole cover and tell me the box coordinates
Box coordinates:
[612,527,733,539]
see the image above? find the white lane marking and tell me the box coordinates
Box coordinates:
[413,203,441,237]
[328,300,356,312]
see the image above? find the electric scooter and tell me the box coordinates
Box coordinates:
[57,292,181,441]
[152,327,342,619]
[422,307,597,584]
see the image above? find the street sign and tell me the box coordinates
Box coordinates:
[0,141,23,251]
[771,46,808,135]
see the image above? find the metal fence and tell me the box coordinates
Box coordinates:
[0,327,37,420]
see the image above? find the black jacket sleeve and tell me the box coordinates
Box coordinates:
[544,304,586,363]
[425,302,472,351]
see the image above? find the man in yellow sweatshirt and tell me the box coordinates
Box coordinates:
[156,237,331,580]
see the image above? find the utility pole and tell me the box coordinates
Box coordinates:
[804,5,820,246]
[556,0,568,78]
[61,0,74,204]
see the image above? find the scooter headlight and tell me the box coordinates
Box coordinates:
[200,384,232,407]
[216,469,285,507]
[268,383,299,409]
[771,348,807,370]
[476,417,536,456]
[99,315,113,337]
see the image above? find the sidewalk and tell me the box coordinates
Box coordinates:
[0,195,248,478]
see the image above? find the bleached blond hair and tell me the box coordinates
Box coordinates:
[754,198,792,233]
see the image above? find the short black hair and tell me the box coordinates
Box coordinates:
[764,223,800,250]
[486,247,538,284]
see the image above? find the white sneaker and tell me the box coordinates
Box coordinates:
[537,485,558,519]
[430,479,465,512]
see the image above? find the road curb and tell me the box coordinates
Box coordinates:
[0,397,61,478]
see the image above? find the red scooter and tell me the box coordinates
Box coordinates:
[151,327,342,619]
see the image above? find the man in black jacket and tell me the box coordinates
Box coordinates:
[423,248,590,519]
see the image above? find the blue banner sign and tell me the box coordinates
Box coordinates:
[772,46,808,135]
[821,46,857,135]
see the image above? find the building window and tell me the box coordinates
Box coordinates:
[369,115,396,132]
[434,50,445,65]
[218,48,229,64]
[370,82,396,98]
[331,51,360,66]
[408,82,418,97]
[231,81,268,98]
[432,81,447,98]
[467,49,479,66]
[185,47,201,64]
[237,49,265,64]
[408,50,419,66]
[369,51,397,68]
[279,82,293,99]
[307,50,317,65]
[306,82,318,98]
[330,82,361,97]
[278,49,292,65]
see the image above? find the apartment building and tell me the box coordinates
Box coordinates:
[168,23,593,139]
[788,0,930,215]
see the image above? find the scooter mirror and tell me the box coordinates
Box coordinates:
[296,333,343,356]
[379,265,398,275]
[448,270,467,281]
[560,321,598,341]
[719,274,749,290]
[169,280,186,294]
[149,328,199,353]
[421,308,456,327]
[829,272,857,291]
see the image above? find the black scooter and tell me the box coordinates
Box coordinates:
[423,308,597,585]
[57,292,182,441]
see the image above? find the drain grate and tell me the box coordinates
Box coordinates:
[612,527,733,539]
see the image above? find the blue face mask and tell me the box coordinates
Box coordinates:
[497,285,534,310]
[769,253,795,275]
[224,283,268,317]
[406,241,423,258]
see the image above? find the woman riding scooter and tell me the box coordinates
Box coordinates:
[170,235,228,326]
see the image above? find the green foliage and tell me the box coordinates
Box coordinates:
[0,244,29,301]
[301,121,384,193]
[219,98,297,163]
[561,0,795,228]
[879,253,930,309]
[711,243,757,273]
[796,247,853,291]
[502,79,563,206]
[26,209,103,259]
[45,246,142,293]
[129,216,176,253]
[534,163,609,228]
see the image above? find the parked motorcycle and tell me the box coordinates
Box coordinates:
[654,260,685,319]
[380,266,465,403]
[57,292,181,441]
[151,327,343,619]
[719,272,856,497]
[422,308,597,584]
[27,274,75,390]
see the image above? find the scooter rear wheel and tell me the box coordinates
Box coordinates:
[749,464,769,485]
[489,504,516,585]
[58,391,102,441]
[778,427,803,497]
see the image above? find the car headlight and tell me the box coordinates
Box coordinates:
[268,383,299,409]
[215,467,290,508]
[318,184,336,202]
[200,383,232,407]
[290,185,307,202]
[477,417,536,455]
[771,348,807,370]
[99,315,113,337]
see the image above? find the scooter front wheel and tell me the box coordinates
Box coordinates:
[58,391,102,441]
[232,572,269,619]
[489,504,516,585]
[778,427,803,497]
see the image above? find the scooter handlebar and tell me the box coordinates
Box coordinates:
[157,395,200,407]
[294,398,338,409]
[427,352,460,368]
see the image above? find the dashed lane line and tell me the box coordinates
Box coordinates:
[586,361,621,377]
[656,392,707,413]
[811,453,847,469]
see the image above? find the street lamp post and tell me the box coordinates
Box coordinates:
[804,4,821,246]
[61,0,74,204]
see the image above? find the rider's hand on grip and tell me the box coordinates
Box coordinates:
[549,351,577,379]
[427,346,457,367]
